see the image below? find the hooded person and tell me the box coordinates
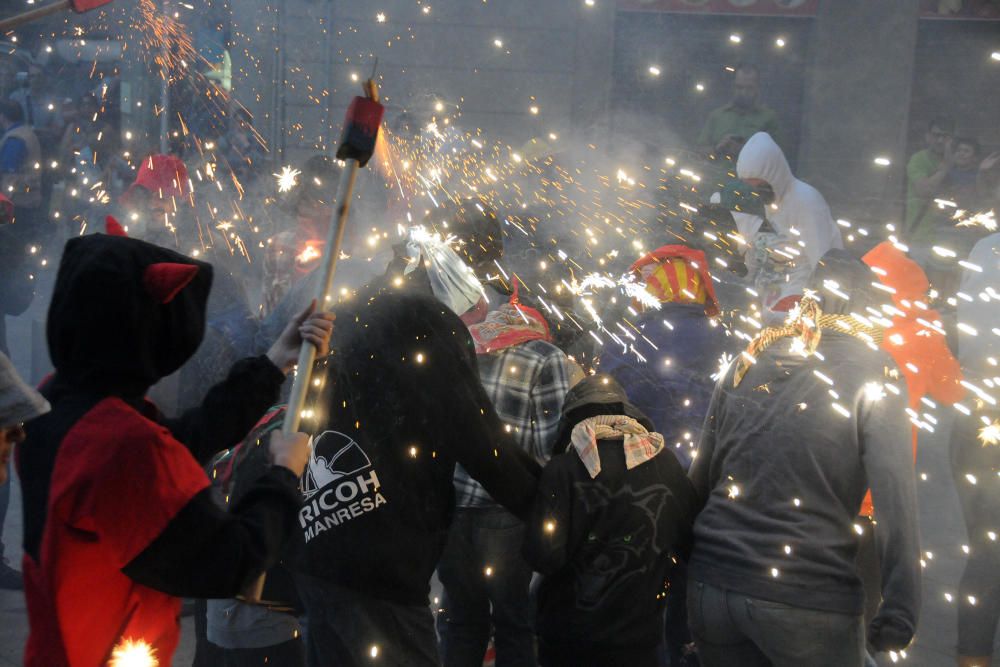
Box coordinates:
[120,153,192,245]
[521,374,699,667]
[852,242,963,658]
[687,249,920,667]
[598,244,732,468]
[861,241,964,509]
[733,132,843,322]
[274,290,543,666]
[438,288,576,667]
[16,218,333,667]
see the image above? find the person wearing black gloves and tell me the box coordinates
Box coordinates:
[687,249,921,666]
[522,375,699,667]
[16,220,333,667]
[289,291,542,667]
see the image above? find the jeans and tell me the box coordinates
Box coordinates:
[687,580,864,667]
[436,506,536,667]
[297,573,440,667]
[951,413,1000,656]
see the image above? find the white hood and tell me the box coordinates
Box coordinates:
[737,132,794,202]
[735,132,842,266]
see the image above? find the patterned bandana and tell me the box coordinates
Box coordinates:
[570,415,665,479]
[467,301,551,354]
[733,296,885,387]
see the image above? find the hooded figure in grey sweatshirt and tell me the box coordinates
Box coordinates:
[687,249,920,667]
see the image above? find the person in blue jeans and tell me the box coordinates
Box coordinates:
[688,251,921,667]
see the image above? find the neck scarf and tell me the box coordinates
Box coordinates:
[570,415,665,479]
[733,297,885,387]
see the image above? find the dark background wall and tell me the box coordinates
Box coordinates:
[610,12,814,167]
[909,19,1000,155]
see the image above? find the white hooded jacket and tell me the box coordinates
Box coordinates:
[735,132,842,266]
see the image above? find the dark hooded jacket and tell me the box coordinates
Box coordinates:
[292,291,541,605]
[522,376,698,664]
[688,249,921,652]
[18,232,298,667]
[599,303,731,468]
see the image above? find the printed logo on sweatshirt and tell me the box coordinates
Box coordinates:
[299,430,387,542]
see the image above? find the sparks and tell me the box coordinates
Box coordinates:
[297,244,321,265]
[978,420,1000,446]
[274,166,302,193]
[109,638,158,667]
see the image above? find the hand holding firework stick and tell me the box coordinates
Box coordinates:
[269,431,311,478]
[240,74,385,605]
[0,0,112,32]
[265,300,335,374]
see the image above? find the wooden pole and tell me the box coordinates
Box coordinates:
[241,77,379,604]
[0,0,72,32]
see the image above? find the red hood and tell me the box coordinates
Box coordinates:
[122,154,190,206]
[862,241,929,307]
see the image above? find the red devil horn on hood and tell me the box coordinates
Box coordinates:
[105,216,128,237]
[143,262,200,304]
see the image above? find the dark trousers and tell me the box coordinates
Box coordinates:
[219,639,305,667]
[687,580,864,667]
[297,573,440,667]
[538,640,661,667]
[951,414,1000,656]
[0,459,10,555]
[436,506,536,667]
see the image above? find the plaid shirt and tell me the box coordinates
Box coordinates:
[454,339,574,508]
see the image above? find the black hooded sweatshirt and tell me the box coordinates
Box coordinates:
[291,291,542,605]
[522,376,698,664]
[688,250,921,652]
[19,232,299,601]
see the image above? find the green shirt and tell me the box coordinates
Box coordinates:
[905,148,943,243]
[698,103,781,150]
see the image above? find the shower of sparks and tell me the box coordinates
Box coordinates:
[275,166,303,193]
[978,420,1000,446]
[956,209,997,232]
[109,638,158,667]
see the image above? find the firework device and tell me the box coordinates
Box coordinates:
[240,75,384,605]
[0,0,113,31]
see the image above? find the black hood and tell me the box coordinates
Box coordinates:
[809,248,881,316]
[553,374,654,453]
[47,232,213,395]
[309,290,481,434]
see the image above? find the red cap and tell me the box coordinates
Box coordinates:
[122,154,190,206]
